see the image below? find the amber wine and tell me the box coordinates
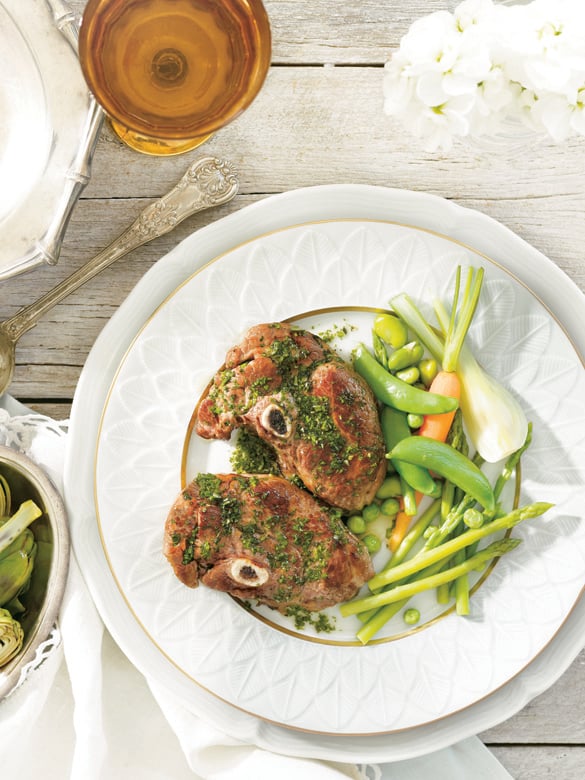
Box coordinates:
[79,0,271,154]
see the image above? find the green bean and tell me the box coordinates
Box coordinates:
[386,341,424,371]
[373,313,407,349]
[388,436,495,512]
[380,407,441,498]
[353,344,459,416]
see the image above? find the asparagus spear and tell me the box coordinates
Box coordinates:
[356,558,450,645]
[341,538,521,617]
[366,501,553,592]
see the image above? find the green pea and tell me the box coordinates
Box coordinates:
[418,358,438,387]
[464,508,484,529]
[362,503,381,523]
[386,341,424,371]
[362,533,381,554]
[376,474,402,499]
[407,413,424,429]
[373,313,408,349]
[380,497,400,517]
[347,515,366,534]
[403,608,421,625]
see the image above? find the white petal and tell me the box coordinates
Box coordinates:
[415,72,449,106]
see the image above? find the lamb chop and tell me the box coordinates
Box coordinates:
[195,323,386,513]
[164,472,374,612]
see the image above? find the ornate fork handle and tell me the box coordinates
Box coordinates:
[3,157,238,342]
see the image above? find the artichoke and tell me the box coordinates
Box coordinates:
[0,607,24,666]
[0,473,11,518]
[0,474,44,668]
[0,500,42,556]
[0,528,37,607]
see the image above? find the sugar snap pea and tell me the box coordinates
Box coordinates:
[381,407,441,498]
[353,344,458,416]
[388,436,495,512]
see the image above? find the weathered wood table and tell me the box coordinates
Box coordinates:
[2,1,584,776]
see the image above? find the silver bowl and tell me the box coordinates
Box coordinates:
[0,445,69,699]
[0,0,102,280]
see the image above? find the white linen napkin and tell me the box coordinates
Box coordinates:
[0,397,513,780]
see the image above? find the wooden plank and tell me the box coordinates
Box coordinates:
[2,181,583,401]
[481,648,585,744]
[81,67,585,206]
[68,0,445,64]
[487,746,585,779]
[23,402,72,421]
[9,2,583,774]
[1,195,248,399]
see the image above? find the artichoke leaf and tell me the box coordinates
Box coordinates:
[0,607,24,666]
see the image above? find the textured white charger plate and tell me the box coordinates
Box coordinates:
[65,185,585,761]
[93,219,584,735]
[0,0,101,279]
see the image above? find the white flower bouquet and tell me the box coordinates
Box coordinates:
[383,0,585,151]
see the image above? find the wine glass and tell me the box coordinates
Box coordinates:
[78,0,272,155]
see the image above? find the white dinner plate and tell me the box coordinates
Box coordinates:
[0,0,101,279]
[65,185,585,761]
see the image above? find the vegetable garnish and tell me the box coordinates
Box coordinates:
[381,407,440,499]
[391,266,529,462]
[388,436,495,513]
[352,343,458,416]
[340,537,522,616]
[341,501,553,614]
[392,265,483,446]
[339,269,547,644]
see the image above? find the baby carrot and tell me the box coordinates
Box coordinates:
[388,508,412,553]
[388,490,422,552]
[417,371,460,442]
[418,266,483,443]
